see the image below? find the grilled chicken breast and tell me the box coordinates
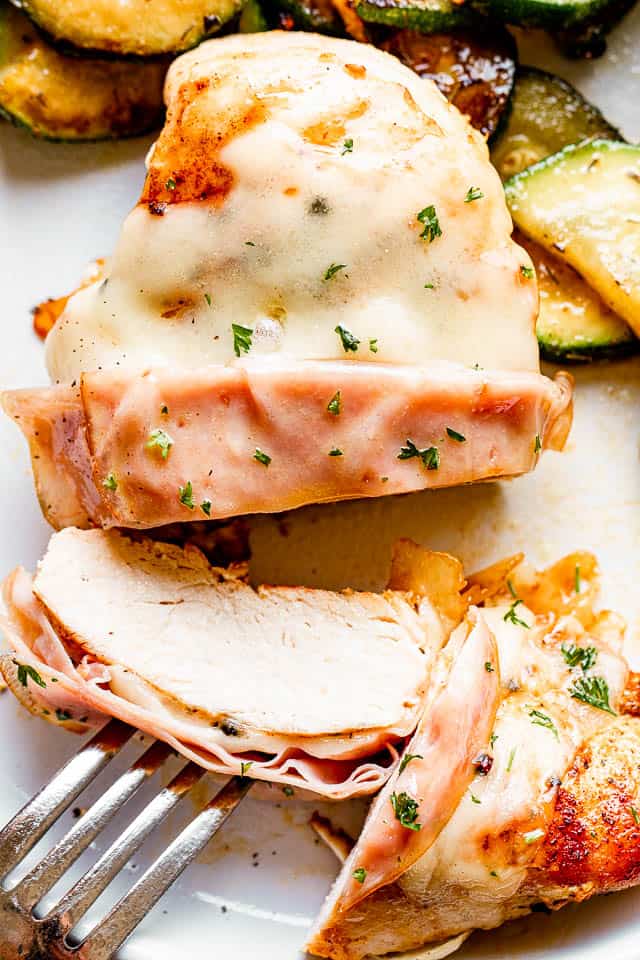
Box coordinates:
[3,31,571,530]
[308,552,637,958]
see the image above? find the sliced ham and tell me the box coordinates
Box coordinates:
[0,528,449,799]
[3,359,572,530]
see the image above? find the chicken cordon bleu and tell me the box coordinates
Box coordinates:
[3,31,572,530]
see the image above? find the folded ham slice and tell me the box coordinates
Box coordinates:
[0,528,460,799]
[3,360,572,530]
[308,554,633,958]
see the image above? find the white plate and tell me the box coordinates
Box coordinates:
[1,14,640,958]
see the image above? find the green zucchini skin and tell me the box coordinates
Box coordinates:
[380,26,516,139]
[238,0,269,30]
[472,0,616,29]
[0,2,166,140]
[356,0,475,33]
[490,67,621,181]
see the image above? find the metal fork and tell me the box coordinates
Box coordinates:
[0,719,252,959]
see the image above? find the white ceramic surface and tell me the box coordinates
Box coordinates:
[1,13,639,958]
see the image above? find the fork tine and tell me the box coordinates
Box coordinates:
[14,740,173,913]
[78,776,252,960]
[0,720,133,880]
[44,760,207,936]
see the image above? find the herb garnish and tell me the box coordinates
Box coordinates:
[254,448,271,467]
[575,563,581,594]
[102,473,118,492]
[369,338,378,353]
[341,139,354,155]
[165,177,176,191]
[523,828,544,844]
[561,641,597,672]
[327,390,341,416]
[204,292,212,307]
[527,707,559,740]
[470,792,481,804]
[329,448,343,457]
[398,439,439,471]
[232,323,253,357]
[324,263,347,282]
[417,205,442,242]
[390,791,421,831]
[179,481,195,509]
[146,428,174,460]
[464,187,484,203]
[161,404,169,415]
[631,806,640,825]
[490,732,498,748]
[201,499,212,517]
[424,282,435,289]
[56,708,72,722]
[506,747,516,772]
[570,676,616,715]
[484,661,494,673]
[503,599,530,629]
[446,427,466,443]
[335,325,360,352]
[245,241,255,247]
[15,662,46,688]
[352,867,366,883]
[282,785,294,797]
[520,265,535,280]
[534,434,542,453]
[399,752,423,774]
[240,761,253,777]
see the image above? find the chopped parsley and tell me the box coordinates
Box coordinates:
[178,481,195,509]
[470,792,481,804]
[146,428,174,460]
[631,806,640,825]
[369,338,378,354]
[329,448,343,457]
[523,828,544,844]
[575,563,581,594]
[446,427,466,443]
[204,292,212,307]
[352,867,366,883]
[160,404,169,415]
[324,263,347,282]
[398,439,439,471]
[527,707,559,740]
[327,390,341,416]
[507,578,518,599]
[417,205,442,243]
[14,662,46,688]
[424,282,435,289]
[232,323,253,357]
[489,870,498,878]
[534,433,542,453]
[56,708,72,722]
[341,139,354,155]
[240,761,253,778]
[484,661,494,673]
[254,448,271,467]
[399,752,423,774]
[390,791,421,831]
[245,241,255,247]
[165,177,176,191]
[464,186,484,203]
[102,472,118,492]
[503,599,530,629]
[520,264,535,280]
[570,675,616,715]
[506,747,517,772]
[335,325,360,352]
[282,785,294,797]
[490,732,498,748]
[561,641,597,672]
[201,499,212,517]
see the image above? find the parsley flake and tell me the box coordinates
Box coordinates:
[282,785,294,797]
[56,708,72,722]
[484,661,494,673]
[179,481,195,509]
[341,139,354,155]
[232,323,253,357]
[14,662,46,688]
[335,325,360,352]
[240,761,253,778]
[534,433,542,453]
[575,563,581,594]
[102,472,117,492]
[160,404,169,415]
[631,806,640,825]
[324,263,347,282]
[561,641,597,672]
[399,752,423,774]
[245,241,255,247]
[520,264,535,280]
[464,186,484,203]
[506,747,517,772]
[570,676,616,715]
[165,177,176,191]
[417,205,442,242]
[390,791,421,831]
[146,428,174,460]
[369,338,378,354]
[503,599,530,629]
[352,867,366,883]
[201,499,212,517]
[446,427,466,443]
[329,448,343,457]
[490,732,498,748]
[523,828,545,844]
[527,706,559,740]
[470,792,481,804]
[424,282,435,289]
[490,870,498,878]
[254,448,271,467]
[327,390,341,416]
[398,439,439,471]
[204,292,212,307]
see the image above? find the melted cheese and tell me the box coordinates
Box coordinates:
[46,32,539,384]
